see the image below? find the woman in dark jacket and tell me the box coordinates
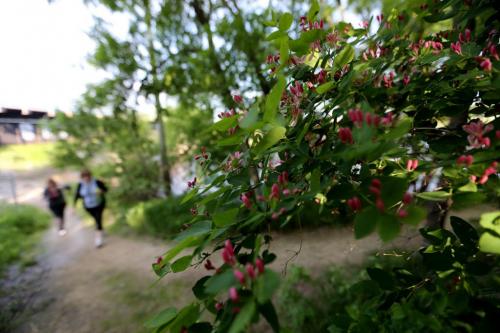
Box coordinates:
[74,170,108,248]
[44,178,67,236]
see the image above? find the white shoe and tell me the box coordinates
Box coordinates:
[95,231,104,248]
[58,229,67,236]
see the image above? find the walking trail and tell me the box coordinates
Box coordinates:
[1,168,489,333]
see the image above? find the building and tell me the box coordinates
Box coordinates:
[0,107,55,145]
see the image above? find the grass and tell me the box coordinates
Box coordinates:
[100,272,193,333]
[0,203,51,275]
[0,142,54,171]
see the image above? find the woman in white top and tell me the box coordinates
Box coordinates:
[74,170,108,248]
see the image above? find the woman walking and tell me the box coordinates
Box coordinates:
[74,170,108,248]
[44,178,67,236]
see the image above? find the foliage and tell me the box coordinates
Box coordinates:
[149,0,500,332]
[0,203,50,273]
[278,216,500,332]
[50,112,160,204]
[0,142,54,171]
[125,197,193,238]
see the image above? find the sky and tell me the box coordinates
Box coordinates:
[0,0,128,113]
[0,0,360,114]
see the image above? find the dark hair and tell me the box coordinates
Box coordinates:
[81,169,91,178]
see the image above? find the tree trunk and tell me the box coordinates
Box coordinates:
[145,0,171,196]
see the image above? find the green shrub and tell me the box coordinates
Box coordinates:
[125,197,192,238]
[0,204,50,273]
[277,219,500,333]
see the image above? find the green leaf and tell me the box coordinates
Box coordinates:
[239,106,260,129]
[171,255,192,273]
[174,220,212,242]
[217,134,244,147]
[354,207,377,239]
[309,168,321,193]
[334,45,355,68]
[278,13,293,31]
[479,232,500,254]
[264,76,286,122]
[167,303,200,333]
[377,214,400,242]
[416,191,451,201]
[228,301,256,333]
[213,208,239,227]
[479,211,500,234]
[316,81,334,94]
[458,181,477,192]
[255,269,280,303]
[307,0,320,20]
[450,216,478,248]
[209,116,237,132]
[163,235,204,262]
[253,126,286,154]
[280,37,289,66]
[366,267,395,290]
[144,307,177,328]
[383,118,412,140]
[204,269,236,295]
[266,30,286,41]
[181,188,198,204]
[192,276,211,300]
[258,301,280,333]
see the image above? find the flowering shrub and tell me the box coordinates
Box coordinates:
[149,1,499,332]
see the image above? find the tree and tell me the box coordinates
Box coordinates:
[151,0,500,331]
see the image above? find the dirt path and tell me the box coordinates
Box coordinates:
[2,168,493,333]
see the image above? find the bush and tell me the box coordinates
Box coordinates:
[125,197,192,238]
[0,204,50,273]
[278,218,500,333]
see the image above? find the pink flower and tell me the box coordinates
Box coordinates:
[246,264,256,279]
[338,127,354,144]
[450,42,462,55]
[347,196,362,212]
[229,287,239,302]
[241,193,252,209]
[234,269,245,285]
[282,188,291,196]
[403,74,411,86]
[480,58,492,72]
[155,256,162,265]
[479,162,498,184]
[459,28,471,43]
[406,159,419,171]
[187,177,197,188]
[270,183,280,200]
[326,32,339,45]
[232,95,243,104]
[255,258,265,274]
[397,209,408,218]
[489,45,499,61]
[278,171,289,185]
[221,240,236,266]
[381,112,393,126]
[457,155,474,167]
[463,120,494,149]
[371,178,382,189]
[383,72,394,88]
[348,108,364,127]
[215,302,224,311]
[375,198,385,212]
[402,192,412,205]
